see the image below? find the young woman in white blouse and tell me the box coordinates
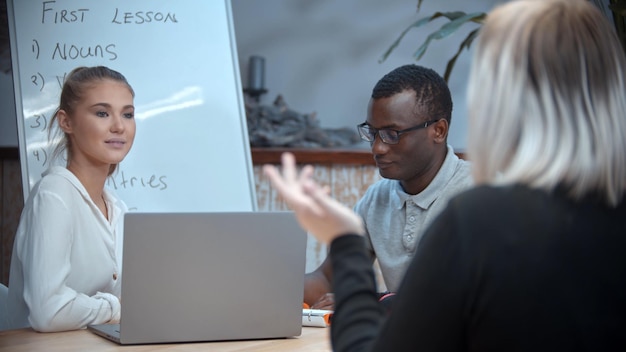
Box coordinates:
[7,66,136,332]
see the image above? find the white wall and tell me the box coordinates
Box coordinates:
[231,0,505,152]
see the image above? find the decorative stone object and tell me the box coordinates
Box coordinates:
[245,95,361,148]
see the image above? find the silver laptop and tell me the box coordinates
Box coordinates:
[88,211,307,345]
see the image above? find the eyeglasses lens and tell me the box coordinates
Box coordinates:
[357,125,400,144]
[358,125,373,141]
[378,130,399,144]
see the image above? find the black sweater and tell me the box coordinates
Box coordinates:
[330,185,626,352]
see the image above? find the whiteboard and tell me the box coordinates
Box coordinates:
[7,0,257,212]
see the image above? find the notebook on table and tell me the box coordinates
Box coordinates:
[88,211,307,345]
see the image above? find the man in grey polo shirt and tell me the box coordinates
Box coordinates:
[304,64,473,309]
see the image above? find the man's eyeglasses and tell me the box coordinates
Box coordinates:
[357,119,441,145]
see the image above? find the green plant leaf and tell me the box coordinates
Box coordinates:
[413,12,486,61]
[379,11,485,63]
[435,11,476,21]
[379,12,468,63]
[443,28,481,82]
[379,15,441,63]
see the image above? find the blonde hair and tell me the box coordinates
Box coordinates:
[467,0,626,206]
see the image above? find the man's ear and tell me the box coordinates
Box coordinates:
[57,110,73,134]
[432,118,448,143]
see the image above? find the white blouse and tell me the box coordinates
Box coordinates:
[7,166,126,332]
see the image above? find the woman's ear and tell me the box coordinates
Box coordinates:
[57,110,73,134]
[432,119,448,143]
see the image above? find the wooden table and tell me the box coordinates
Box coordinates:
[0,326,331,351]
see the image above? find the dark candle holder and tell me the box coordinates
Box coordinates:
[244,56,268,103]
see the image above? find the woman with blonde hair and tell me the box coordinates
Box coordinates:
[8,66,136,332]
[264,0,626,350]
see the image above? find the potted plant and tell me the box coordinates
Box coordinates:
[380,0,626,82]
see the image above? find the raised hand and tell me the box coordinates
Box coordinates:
[263,152,365,244]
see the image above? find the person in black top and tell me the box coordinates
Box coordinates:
[263,0,626,351]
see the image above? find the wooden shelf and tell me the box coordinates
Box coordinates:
[251,147,467,165]
[251,147,375,166]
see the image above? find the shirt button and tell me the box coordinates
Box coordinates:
[409,216,415,222]
[113,273,118,280]
[406,234,413,240]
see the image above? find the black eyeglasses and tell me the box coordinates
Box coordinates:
[357,119,440,145]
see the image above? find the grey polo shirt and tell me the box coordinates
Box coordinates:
[354,145,473,291]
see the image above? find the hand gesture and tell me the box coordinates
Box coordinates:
[263,152,365,244]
